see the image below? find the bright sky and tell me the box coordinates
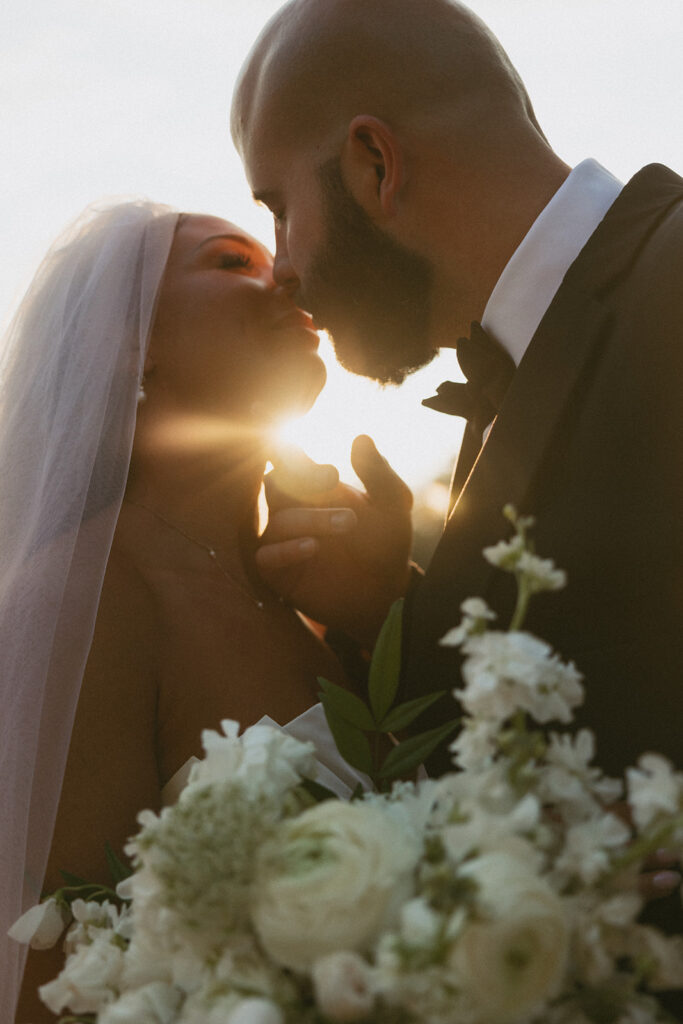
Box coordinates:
[2,0,682,493]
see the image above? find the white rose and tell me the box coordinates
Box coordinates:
[452,852,568,1023]
[39,931,125,1014]
[251,801,419,971]
[227,997,284,1024]
[7,897,69,949]
[98,982,181,1024]
[312,951,376,1021]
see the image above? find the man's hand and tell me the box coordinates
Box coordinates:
[257,435,415,645]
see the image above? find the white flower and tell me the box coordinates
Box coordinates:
[227,997,284,1024]
[483,534,525,570]
[517,551,567,592]
[188,719,316,802]
[251,801,420,971]
[452,851,569,1023]
[555,813,631,886]
[449,717,499,770]
[626,753,683,830]
[98,982,181,1024]
[541,731,622,818]
[440,597,497,646]
[39,929,125,1015]
[7,897,69,949]
[458,630,583,725]
[312,951,376,1021]
[399,898,442,949]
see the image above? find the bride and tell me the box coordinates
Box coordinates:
[1,201,365,1023]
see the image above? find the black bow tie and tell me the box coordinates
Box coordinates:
[422,321,515,431]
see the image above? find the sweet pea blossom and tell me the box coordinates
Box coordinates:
[7,897,69,949]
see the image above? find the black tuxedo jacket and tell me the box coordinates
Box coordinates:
[401,164,683,779]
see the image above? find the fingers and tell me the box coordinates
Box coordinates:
[351,434,413,510]
[639,869,682,901]
[256,537,319,572]
[256,507,359,571]
[264,507,358,543]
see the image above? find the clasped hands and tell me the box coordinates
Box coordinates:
[257,434,415,647]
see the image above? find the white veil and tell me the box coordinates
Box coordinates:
[0,200,179,1020]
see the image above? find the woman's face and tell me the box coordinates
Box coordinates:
[149,214,326,423]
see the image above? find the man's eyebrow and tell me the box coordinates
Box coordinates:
[192,233,256,253]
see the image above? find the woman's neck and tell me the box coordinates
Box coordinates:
[125,413,268,568]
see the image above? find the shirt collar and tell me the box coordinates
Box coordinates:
[481,158,623,367]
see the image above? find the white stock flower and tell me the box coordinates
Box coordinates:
[626,753,683,831]
[63,898,128,957]
[252,801,420,971]
[541,731,622,817]
[7,897,69,949]
[449,717,499,770]
[312,951,376,1021]
[555,814,631,886]
[459,630,583,725]
[452,851,569,1023]
[187,719,316,802]
[98,982,181,1024]
[483,534,525,570]
[440,597,497,647]
[227,998,285,1024]
[517,551,567,592]
[39,929,125,1015]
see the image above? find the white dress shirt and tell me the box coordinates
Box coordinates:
[481,158,624,368]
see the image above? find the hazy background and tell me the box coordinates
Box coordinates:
[2,0,682,517]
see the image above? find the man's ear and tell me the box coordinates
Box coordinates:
[340,115,404,218]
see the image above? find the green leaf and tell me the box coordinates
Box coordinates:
[320,699,374,776]
[379,691,448,733]
[368,598,404,724]
[104,842,132,885]
[379,719,460,781]
[317,677,375,731]
[300,777,339,803]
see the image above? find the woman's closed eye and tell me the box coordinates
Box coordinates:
[218,251,254,271]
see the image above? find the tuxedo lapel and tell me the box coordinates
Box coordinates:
[427,284,612,609]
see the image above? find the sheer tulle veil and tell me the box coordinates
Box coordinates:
[0,200,179,1019]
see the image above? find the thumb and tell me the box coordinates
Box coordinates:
[267,442,340,503]
[351,435,413,510]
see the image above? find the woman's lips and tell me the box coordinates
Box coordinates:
[271,310,320,349]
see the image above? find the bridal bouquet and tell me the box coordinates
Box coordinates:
[11,508,683,1024]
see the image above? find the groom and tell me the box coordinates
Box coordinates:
[231,0,683,777]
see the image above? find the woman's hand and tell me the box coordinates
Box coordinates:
[257,436,415,646]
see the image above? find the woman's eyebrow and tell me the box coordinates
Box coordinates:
[192,233,255,253]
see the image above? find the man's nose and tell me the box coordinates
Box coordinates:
[272,240,300,297]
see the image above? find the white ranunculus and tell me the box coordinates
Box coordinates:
[7,897,69,949]
[38,931,125,1014]
[312,951,376,1021]
[251,801,420,971]
[97,982,181,1024]
[452,851,568,1023]
[227,997,284,1024]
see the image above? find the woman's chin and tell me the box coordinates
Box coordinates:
[260,352,327,423]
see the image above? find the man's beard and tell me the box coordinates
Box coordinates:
[300,158,438,385]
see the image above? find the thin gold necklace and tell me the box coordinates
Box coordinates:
[126,499,267,610]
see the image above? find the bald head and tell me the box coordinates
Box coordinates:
[231,0,567,376]
[232,0,542,159]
